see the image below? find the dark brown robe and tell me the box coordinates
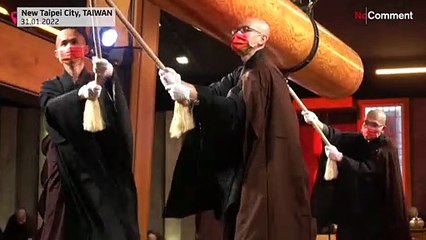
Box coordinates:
[235,53,316,240]
[164,51,316,240]
[195,211,224,240]
[38,135,65,240]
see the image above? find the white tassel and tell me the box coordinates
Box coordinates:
[83,98,105,132]
[324,158,338,180]
[169,102,195,138]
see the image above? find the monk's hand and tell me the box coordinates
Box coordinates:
[325,145,343,162]
[166,83,190,104]
[302,110,318,125]
[92,57,113,80]
[159,67,181,89]
[78,80,102,100]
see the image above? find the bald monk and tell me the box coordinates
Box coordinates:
[40,28,139,240]
[303,109,411,240]
[159,19,316,240]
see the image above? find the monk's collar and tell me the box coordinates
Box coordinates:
[62,67,92,88]
[363,134,386,145]
[244,50,264,69]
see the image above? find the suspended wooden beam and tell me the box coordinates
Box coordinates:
[148,0,364,99]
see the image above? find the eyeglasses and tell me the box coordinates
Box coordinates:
[231,26,262,35]
[363,119,385,129]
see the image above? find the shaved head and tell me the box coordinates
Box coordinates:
[55,28,87,49]
[366,109,387,127]
[239,18,270,39]
[16,208,26,224]
[361,109,387,140]
[231,18,270,59]
[54,28,89,79]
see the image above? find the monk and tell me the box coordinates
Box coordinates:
[304,109,411,240]
[40,28,139,240]
[159,18,316,240]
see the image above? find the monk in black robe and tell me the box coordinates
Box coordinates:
[303,109,411,240]
[2,209,35,240]
[159,18,316,240]
[39,28,139,240]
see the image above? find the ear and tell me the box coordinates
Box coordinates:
[84,45,90,55]
[257,35,267,47]
[379,125,386,135]
[54,49,60,60]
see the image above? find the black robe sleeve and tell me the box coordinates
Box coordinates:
[40,78,84,145]
[311,125,342,230]
[207,66,243,96]
[40,72,130,150]
[191,66,245,130]
[163,68,245,219]
[323,125,378,175]
[162,87,245,218]
[338,155,379,175]
[379,139,411,240]
[322,125,340,143]
[194,83,245,130]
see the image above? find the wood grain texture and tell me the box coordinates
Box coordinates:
[130,0,160,238]
[0,107,18,229]
[149,0,364,98]
[0,22,93,95]
[0,23,62,95]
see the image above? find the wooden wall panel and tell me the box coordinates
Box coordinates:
[0,107,41,231]
[0,107,18,229]
[410,98,426,217]
[149,112,166,234]
[16,108,41,219]
[130,0,160,238]
[0,23,62,95]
